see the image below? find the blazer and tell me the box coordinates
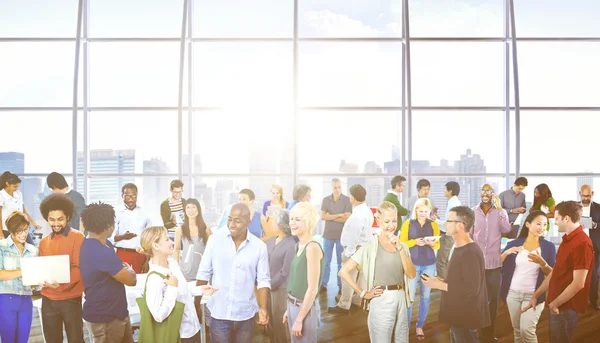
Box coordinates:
[500,237,557,304]
[587,201,600,254]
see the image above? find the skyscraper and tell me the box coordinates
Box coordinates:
[143,158,171,223]
[455,149,486,208]
[0,152,25,174]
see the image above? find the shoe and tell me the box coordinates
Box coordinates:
[328,306,350,314]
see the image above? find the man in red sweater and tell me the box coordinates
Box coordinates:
[38,194,86,343]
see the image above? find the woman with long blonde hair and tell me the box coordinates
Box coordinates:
[261,185,289,241]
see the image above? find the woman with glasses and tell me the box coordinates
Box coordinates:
[339,201,416,343]
[500,210,556,343]
[0,211,38,343]
[399,198,440,341]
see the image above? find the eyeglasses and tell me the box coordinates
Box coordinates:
[15,228,29,235]
[480,190,493,195]
[124,194,138,200]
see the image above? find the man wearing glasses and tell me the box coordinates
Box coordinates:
[471,184,511,343]
[112,183,151,274]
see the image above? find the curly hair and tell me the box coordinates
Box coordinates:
[40,194,75,222]
[81,202,115,234]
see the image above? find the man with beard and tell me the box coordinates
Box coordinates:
[579,185,600,309]
[470,184,511,343]
[38,194,86,343]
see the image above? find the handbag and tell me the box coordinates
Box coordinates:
[136,271,186,343]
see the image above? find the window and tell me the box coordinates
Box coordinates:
[520,176,581,210]
[88,111,179,173]
[298,111,401,173]
[514,0,600,37]
[298,176,387,209]
[299,42,403,106]
[411,42,504,106]
[411,111,506,173]
[299,0,402,37]
[0,0,78,37]
[22,176,74,223]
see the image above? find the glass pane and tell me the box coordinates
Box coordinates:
[515,0,600,37]
[299,0,402,37]
[410,0,503,37]
[0,0,78,37]
[90,43,180,106]
[193,43,292,107]
[90,0,185,37]
[520,176,580,210]
[193,0,293,38]
[88,111,179,173]
[521,112,600,173]
[298,111,400,173]
[299,42,403,106]
[412,111,506,173]
[516,43,600,107]
[192,176,294,227]
[298,176,389,209]
[21,176,74,225]
[192,109,294,174]
[0,112,72,173]
[411,42,504,106]
[0,42,82,107]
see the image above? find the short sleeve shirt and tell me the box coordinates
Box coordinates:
[0,189,24,231]
[80,239,129,323]
[321,194,352,240]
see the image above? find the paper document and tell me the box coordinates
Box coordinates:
[21,255,71,286]
[423,236,441,241]
[580,216,593,230]
[514,213,525,225]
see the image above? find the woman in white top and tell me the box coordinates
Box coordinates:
[0,172,40,240]
[138,226,216,343]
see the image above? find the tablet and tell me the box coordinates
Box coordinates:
[21,255,71,286]
[580,216,593,230]
[423,236,441,241]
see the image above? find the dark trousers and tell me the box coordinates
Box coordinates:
[589,251,600,306]
[181,329,201,343]
[549,309,578,343]
[480,267,502,340]
[209,317,254,343]
[42,296,84,343]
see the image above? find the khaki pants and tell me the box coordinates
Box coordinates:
[287,296,320,343]
[506,289,544,343]
[337,255,364,310]
[86,317,134,343]
[367,289,408,343]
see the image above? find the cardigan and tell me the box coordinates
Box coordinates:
[383,192,408,232]
[500,237,557,304]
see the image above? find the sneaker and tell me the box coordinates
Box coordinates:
[328,306,350,314]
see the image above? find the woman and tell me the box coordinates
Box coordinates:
[174,198,211,282]
[138,226,216,343]
[0,211,38,343]
[283,202,324,343]
[0,171,41,240]
[399,198,439,341]
[265,209,296,343]
[339,201,416,343]
[530,184,555,219]
[261,185,289,241]
[500,211,556,343]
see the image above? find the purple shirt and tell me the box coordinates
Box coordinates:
[470,205,511,270]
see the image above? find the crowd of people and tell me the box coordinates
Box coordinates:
[0,170,598,343]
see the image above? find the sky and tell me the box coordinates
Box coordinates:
[1,0,600,208]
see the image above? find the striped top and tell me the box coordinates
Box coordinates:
[169,200,185,225]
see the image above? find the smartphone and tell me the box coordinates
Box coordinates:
[421,273,430,279]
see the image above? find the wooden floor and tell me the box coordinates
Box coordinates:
[28,284,600,343]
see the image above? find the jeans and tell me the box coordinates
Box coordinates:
[322,238,343,289]
[0,294,33,343]
[450,327,479,343]
[41,296,85,343]
[506,290,543,343]
[549,309,578,343]
[209,317,254,343]
[481,267,502,340]
[407,263,436,328]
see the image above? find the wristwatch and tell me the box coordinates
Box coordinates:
[360,290,367,298]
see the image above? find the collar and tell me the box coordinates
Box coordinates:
[388,189,400,197]
[354,202,367,209]
[51,225,70,238]
[5,235,36,254]
[226,228,250,242]
[449,195,459,202]
[122,203,139,211]
[0,188,16,199]
[562,225,585,242]
[331,193,342,201]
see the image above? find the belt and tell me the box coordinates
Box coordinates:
[288,295,303,307]
[117,247,139,253]
[380,284,403,291]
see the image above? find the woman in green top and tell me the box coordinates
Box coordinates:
[283,202,324,343]
[339,201,416,343]
[530,184,556,231]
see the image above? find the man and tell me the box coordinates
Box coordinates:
[498,177,528,238]
[437,181,461,279]
[471,184,511,343]
[237,188,263,239]
[287,184,312,210]
[80,202,137,343]
[195,203,270,343]
[328,184,373,313]
[320,178,352,293]
[523,201,594,343]
[423,206,490,342]
[47,172,86,232]
[38,194,86,343]
[160,179,186,230]
[406,179,436,221]
[382,175,409,235]
[113,183,151,274]
[579,185,600,309]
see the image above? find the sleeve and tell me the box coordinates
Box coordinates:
[498,209,512,234]
[451,248,484,298]
[350,244,365,268]
[0,196,4,207]
[262,202,269,216]
[161,200,175,230]
[270,243,295,290]
[145,273,179,322]
[572,242,594,271]
[340,215,359,249]
[114,212,122,237]
[431,222,440,250]
[547,197,556,207]
[399,221,416,248]
[499,191,509,210]
[520,194,526,208]
[97,248,126,277]
[196,234,214,281]
[57,233,85,292]
[74,193,86,217]
[256,243,271,289]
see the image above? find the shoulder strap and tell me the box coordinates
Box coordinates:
[305,240,324,255]
[143,271,167,296]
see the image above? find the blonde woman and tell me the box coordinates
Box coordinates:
[283,202,324,343]
[399,198,440,341]
[261,185,289,241]
[339,201,416,343]
[138,226,215,343]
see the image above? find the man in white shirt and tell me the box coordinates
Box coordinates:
[437,181,462,279]
[113,183,151,273]
[328,185,373,313]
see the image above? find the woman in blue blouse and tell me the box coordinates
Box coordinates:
[0,211,38,343]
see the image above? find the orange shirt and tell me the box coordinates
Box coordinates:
[38,228,85,300]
